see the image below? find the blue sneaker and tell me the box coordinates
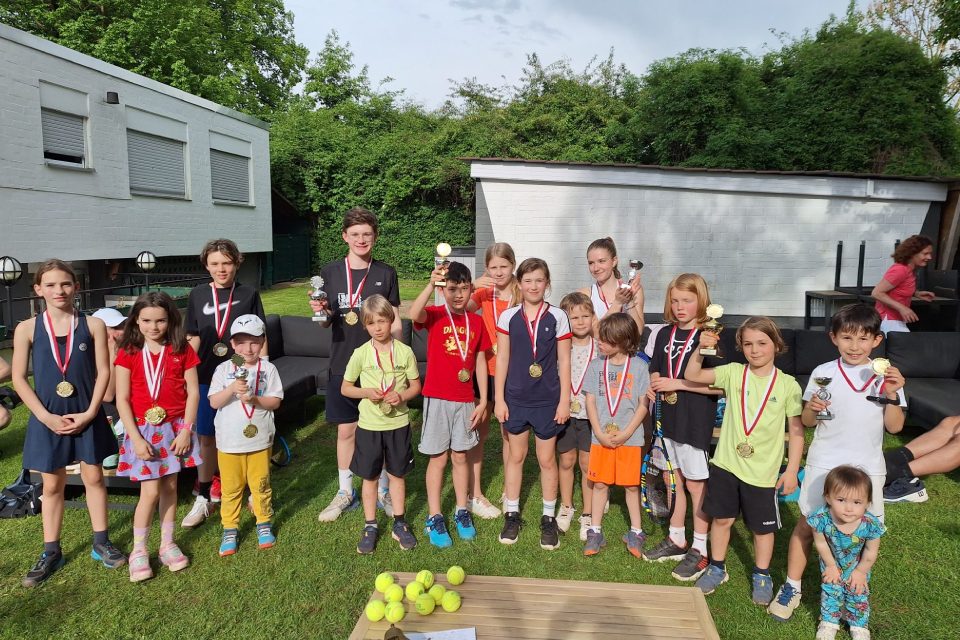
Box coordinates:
[695,563,729,595]
[256,522,276,549]
[318,489,360,522]
[425,514,453,548]
[392,520,418,550]
[454,509,477,541]
[91,541,127,568]
[622,530,648,558]
[357,525,379,555]
[883,476,928,503]
[219,529,238,557]
[752,572,774,605]
[768,582,801,621]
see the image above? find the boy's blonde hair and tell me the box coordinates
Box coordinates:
[360,294,395,324]
[598,312,640,355]
[823,465,873,503]
[735,316,787,354]
[663,273,710,325]
[560,291,594,316]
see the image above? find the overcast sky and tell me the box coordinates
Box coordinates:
[285,0,868,109]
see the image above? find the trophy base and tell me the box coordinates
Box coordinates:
[699,348,718,357]
[312,315,328,323]
[434,281,446,288]
[815,412,834,421]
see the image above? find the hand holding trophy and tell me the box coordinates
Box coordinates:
[621,259,644,288]
[812,377,834,420]
[435,243,452,287]
[699,304,724,357]
[310,275,328,322]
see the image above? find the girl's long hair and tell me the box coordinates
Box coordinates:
[118,292,187,354]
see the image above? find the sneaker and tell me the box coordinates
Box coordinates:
[883,476,928,503]
[556,504,576,533]
[647,483,670,523]
[392,520,418,550]
[127,549,153,583]
[849,627,871,640]
[469,495,501,520]
[377,489,394,518]
[583,529,606,556]
[454,509,477,541]
[499,511,522,545]
[317,489,359,522]
[219,529,239,557]
[159,543,189,572]
[816,621,840,640]
[210,474,222,503]
[671,548,709,582]
[357,525,379,554]
[578,514,592,542]
[751,572,774,605]
[768,582,801,621]
[540,515,560,550]
[623,530,647,558]
[695,563,729,595]
[642,537,687,563]
[181,495,215,528]
[425,514,453,549]
[91,541,127,568]
[22,551,64,588]
[257,523,276,549]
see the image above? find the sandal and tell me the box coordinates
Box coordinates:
[158,543,190,572]
[128,549,153,583]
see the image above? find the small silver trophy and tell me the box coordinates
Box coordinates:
[620,259,644,288]
[813,376,834,421]
[231,354,249,382]
[310,275,328,322]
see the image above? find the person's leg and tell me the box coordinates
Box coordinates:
[467,416,489,499]
[218,451,245,531]
[337,421,358,479]
[425,452,449,516]
[361,477,378,522]
[909,428,960,477]
[246,449,273,524]
[387,474,406,517]
[753,531,775,571]
[40,470,67,545]
[668,469,689,543]
[687,478,710,543]
[558,448,577,508]
[591,482,610,529]
[886,416,960,481]
[79,462,108,534]
[127,478,160,581]
[157,473,188,571]
[786,519,814,581]
[708,517,734,562]
[535,436,559,506]
[451,450,470,510]
[579,449,593,515]
[503,431,529,502]
[625,485,642,530]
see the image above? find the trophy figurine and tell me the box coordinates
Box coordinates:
[310,275,328,322]
[435,243,452,287]
[813,376,834,420]
[699,303,724,357]
[621,259,644,288]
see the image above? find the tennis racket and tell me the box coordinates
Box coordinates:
[641,392,677,516]
[270,435,292,467]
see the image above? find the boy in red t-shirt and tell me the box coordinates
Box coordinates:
[409,262,492,547]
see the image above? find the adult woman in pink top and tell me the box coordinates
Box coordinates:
[872,235,936,334]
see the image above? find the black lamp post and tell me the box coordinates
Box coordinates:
[0,256,24,331]
[136,251,157,293]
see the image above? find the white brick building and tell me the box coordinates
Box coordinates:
[470,159,953,319]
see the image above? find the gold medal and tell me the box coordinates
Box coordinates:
[243,423,258,438]
[213,342,229,357]
[379,401,394,416]
[344,310,359,326]
[457,368,471,383]
[56,380,75,398]
[736,441,754,458]
[570,399,581,414]
[529,363,543,378]
[604,422,620,434]
[144,406,167,426]
[871,358,891,376]
[663,391,678,405]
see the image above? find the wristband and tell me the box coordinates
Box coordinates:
[174,421,194,434]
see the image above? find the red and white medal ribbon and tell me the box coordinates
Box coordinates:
[740,366,778,439]
[596,281,621,311]
[523,301,547,360]
[374,342,396,395]
[345,258,371,310]
[43,311,75,378]
[444,304,470,367]
[142,344,167,407]
[666,325,697,379]
[237,359,262,421]
[210,282,236,341]
[604,356,631,418]
[571,339,595,398]
[837,359,887,397]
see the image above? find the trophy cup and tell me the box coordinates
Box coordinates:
[699,304,724,357]
[435,243,452,287]
[231,354,248,381]
[310,275,328,322]
[620,260,644,288]
[813,376,834,420]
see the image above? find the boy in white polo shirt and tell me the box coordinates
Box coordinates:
[207,314,284,557]
[768,304,905,623]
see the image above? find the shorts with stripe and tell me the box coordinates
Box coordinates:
[703,464,781,534]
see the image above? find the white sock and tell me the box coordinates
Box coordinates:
[456,505,467,514]
[378,468,390,492]
[786,577,802,592]
[669,526,686,547]
[630,527,643,535]
[589,525,601,533]
[505,498,520,513]
[542,499,556,518]
[338,469,353,493]
[692,532,708,555]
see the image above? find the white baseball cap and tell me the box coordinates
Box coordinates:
[92,307,127,328]
[230,314,265,337]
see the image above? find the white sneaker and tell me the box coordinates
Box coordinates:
[849,627,871,640]
[579,514,592,542]
[317,489,359,523]
[816,622,840,640]
[556,504,576,533]
[377,489,394,518]
[469,496,501,520]
[181,495,214,528]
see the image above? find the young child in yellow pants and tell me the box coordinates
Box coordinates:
[208,315,283,556]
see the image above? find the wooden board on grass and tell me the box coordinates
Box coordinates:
[349,572,720,640]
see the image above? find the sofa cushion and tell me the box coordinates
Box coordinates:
[265,314,284,359]
[885,332,960,379]
[775,329,796,375]
[280,316,331,358]
[904,378,960,428]
[273,356,328,391]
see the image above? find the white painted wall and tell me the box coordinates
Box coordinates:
[0,24,272,263]
[472,160,948,317]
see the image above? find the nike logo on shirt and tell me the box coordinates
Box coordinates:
[202,301,242,316]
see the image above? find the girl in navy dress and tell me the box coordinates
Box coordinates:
[12,259,123,587]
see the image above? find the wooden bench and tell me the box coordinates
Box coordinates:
[349,572,720,640]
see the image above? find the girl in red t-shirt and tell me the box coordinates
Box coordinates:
[115,292,201,582]
[872,235,935,333]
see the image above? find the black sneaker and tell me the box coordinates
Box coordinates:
[672,548,709,582]
[357,525,379,555]
[540,515,560,550]
[642,537,687,563]
[391,520,418,550]
[22,551,64,588]
[883,476,928,503]
[499,511,522,545]
[91,541,127,568]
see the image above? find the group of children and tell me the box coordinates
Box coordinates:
[11,207,907,638]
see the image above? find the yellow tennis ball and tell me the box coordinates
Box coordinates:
[428,584,446,604]
[384,601,405,623]
[415,593,436,615]
[384,583,404,603]
[416,569,435,589]
[405,580,424,602]
[375,572,395,593]
[441,590,462,612]
[446,565,466,586]
[365,599,386,622]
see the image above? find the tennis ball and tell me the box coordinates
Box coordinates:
[365,599,386,622]
[428,584,446,604]
[384,583,404,603]
[416,569,435,589]
[375,572,395,593]
[384,600,405,623]
[405,580,425,602]
[415,593,436,615]
[441,590,462,612]
[446,565,466,586]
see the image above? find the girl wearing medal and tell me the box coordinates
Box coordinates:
[13,260,122,587]
[577,237,644,331]
[684,316,804,604]
[184,239,266,529]
[115,292,202,582]
[494,258,572,550]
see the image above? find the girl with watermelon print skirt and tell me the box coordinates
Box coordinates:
[115,292,202,582]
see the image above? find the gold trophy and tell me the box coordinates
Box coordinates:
[813,377,834,421]
[310,275,328,322]
[699,304,724,357]
[434,243,452,287]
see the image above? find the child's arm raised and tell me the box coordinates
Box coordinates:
[11,321,67,434]
[848,538,880,595]
[683,333,717,386]
[812,530,842,585]
[650,372,723,396]
[408,266,445,324]
[62,317,110,434]
[881,365,906,434]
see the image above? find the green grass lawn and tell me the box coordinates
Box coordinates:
[0,284,957,639]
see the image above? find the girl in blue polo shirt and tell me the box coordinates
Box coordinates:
[494,258,572,550]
